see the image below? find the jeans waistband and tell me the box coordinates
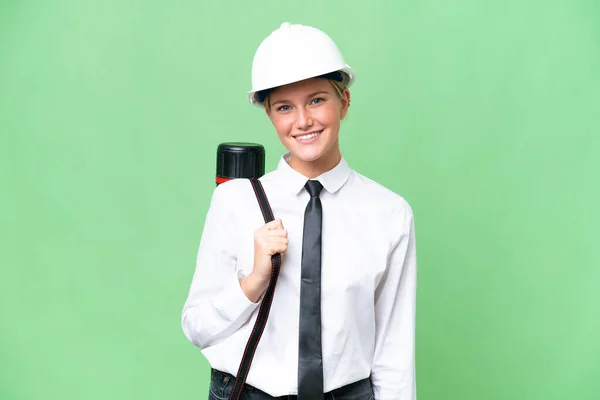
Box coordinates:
[210,368,373,399]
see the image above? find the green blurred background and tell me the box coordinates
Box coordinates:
[1,0,599,399]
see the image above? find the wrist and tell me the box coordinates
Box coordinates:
[240,271,270,303]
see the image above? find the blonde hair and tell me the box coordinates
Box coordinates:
[264,78,347,110]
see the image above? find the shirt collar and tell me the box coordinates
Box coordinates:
[275,152,352,195]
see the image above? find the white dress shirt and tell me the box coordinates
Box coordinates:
[181,153,417,399]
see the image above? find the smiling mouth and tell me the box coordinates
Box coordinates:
[294,130,322,141]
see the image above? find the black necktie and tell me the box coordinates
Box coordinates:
[298,180,324,399]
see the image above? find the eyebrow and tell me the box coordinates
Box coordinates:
[271,91,330,107]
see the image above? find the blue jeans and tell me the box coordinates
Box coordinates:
[208,369,374,400]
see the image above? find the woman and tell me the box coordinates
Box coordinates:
[182,22,417,400]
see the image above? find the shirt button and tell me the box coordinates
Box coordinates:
[224,376,230,383]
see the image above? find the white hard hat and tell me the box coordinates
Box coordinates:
[248,22,356,106]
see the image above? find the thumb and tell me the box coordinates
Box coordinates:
[266,218,282,230]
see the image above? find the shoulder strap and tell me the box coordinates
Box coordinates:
[249,178,275,223]
[228,178,282,400]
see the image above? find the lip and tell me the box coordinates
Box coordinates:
[291,130,323,138]
[292,130,323,145]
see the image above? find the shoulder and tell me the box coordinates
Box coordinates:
[346,170,414,219]
[208,178,254,210]
[209,169,280,212]
[346,170,416,247]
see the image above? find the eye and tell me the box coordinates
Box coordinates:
[276,105,291,112]
[310,97,325,105]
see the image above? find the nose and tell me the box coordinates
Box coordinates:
[295,107,314,130]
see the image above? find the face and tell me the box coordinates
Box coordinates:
[265,78,350,177]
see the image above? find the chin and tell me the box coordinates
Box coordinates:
[290,147,326,163]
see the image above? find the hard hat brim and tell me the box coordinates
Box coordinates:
[247,65,356,107]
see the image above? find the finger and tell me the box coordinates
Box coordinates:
[266,219,282,230]
[268,229,288,238]
[267,238,287,251]
[268,236,288,245]
[274,243,288,253]
[267,245,287,256]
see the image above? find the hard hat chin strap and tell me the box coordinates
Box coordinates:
[256,71,345,104]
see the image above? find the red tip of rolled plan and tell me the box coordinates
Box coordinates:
[216,176,231,185]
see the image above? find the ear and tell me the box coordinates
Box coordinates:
[340,88,351,120]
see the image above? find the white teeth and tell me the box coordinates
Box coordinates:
[296,131,321,140]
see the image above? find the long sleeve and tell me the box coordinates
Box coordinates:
[181,183,260,350]
[371,202,418,400]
